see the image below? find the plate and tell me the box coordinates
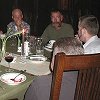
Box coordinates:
[29,55,47,63]
[0,73,26,85]
[44,47,52,52]
[45,45,52,49]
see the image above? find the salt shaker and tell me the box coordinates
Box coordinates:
[24,40,30,57]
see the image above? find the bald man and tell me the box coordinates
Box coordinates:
[7,8,30,35]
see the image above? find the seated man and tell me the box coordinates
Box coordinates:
[7,8,30,37]
[41,9,74,46]
[76,15,100,54]
[24,37,84,100]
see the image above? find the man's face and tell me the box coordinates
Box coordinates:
[78,25,86,43]
[51,11,63,28]
[12,11,23,26]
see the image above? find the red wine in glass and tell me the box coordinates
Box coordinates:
[5,54,14,72]
[5,56,14,63]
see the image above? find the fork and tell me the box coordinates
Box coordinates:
[10,70,26,81]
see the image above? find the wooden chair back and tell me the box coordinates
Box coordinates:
[50,53,100,100]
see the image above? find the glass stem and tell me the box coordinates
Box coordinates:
[8,62,10,69]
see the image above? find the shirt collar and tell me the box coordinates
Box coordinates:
[83,35,98,49]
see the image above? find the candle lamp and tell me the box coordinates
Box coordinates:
[22,29,25,55]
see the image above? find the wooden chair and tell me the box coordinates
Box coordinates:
[50,52,100,100]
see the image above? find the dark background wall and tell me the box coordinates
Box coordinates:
[0,0,57,36]
[0,0,100,36]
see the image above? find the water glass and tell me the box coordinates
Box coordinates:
[35,37,44,55]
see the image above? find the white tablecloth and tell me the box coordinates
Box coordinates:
[0,54,51,76]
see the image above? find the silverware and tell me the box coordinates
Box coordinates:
[10,70,26,81]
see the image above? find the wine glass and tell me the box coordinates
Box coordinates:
[4,52,14,72]
[35,37,44,56]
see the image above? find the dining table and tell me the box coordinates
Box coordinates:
[0,64,36,100]
[0,36,51,100]
[0,35,51,75]
[0,54,51,76]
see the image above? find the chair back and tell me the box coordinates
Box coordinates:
[50,52,100,100]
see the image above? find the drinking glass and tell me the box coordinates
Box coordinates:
[35,37,44,56]
[4,52,14,72]
[10,36,17,46]
[18,48,27,64]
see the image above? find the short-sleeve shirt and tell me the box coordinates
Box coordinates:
[7,21,30,36]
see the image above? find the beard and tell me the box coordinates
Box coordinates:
[52,22,62,28]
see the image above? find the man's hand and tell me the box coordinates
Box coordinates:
[75,34,82,44]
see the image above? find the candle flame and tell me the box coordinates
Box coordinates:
[22,29,25,34]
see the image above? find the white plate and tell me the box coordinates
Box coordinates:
[45,45,52,49]
[44,47,52,52]
[29,55,47,63]
[0,73,26,85]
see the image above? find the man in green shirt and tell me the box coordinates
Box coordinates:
[41,9,74,46]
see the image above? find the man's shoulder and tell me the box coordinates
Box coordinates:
[46,24,52,28]
[7,22,16,30]
[44,24,53,31]
[84,39,100,54]
[62,23,73,27]
[7,22,15,26]
[93,38,100,45]
[86,38,100,48]
[22,21,30,26]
